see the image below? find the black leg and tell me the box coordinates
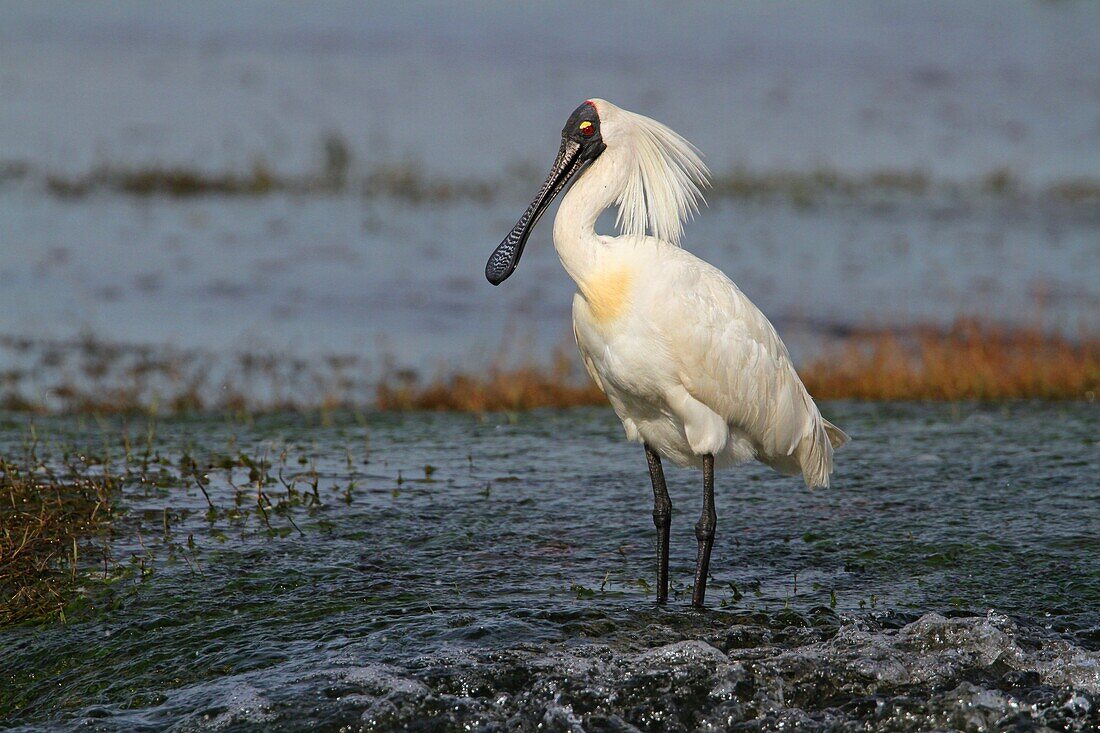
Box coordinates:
[645,445,672,604]
[691,454,717,608]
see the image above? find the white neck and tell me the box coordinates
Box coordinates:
[551,149,629,284]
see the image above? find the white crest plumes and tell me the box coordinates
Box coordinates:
[592,99,710,248]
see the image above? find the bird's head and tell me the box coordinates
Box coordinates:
[485,99,707,286]
[485,100,608,286]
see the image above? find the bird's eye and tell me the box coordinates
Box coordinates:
[579,121,595,137]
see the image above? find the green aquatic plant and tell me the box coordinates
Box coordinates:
[0,418,337,627]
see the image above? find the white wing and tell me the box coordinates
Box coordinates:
[650,249,847,487]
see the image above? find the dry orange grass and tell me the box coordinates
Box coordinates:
[2,321,1093,414]
[802,320,1098,401]
[376,348,605,412]
[377,320,1098,411]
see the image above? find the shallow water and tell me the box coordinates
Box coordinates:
[2,403,1098,730]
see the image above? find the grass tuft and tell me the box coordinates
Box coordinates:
[0,458,115,625]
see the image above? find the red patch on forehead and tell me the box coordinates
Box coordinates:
[584,100,599,118]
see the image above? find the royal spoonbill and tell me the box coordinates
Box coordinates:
[485,99,848,608]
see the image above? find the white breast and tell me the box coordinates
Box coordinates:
[571,240,844,486]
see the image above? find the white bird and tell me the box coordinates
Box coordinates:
[486,99,848,607]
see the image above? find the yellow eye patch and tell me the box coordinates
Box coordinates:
[579,121,595,137]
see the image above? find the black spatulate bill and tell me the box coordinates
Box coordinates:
[485,101,605,285]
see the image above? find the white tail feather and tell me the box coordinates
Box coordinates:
[824,420,850,448]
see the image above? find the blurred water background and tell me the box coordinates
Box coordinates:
[1,0,1098,372]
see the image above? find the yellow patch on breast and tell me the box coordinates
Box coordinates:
[580,268,634,324]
